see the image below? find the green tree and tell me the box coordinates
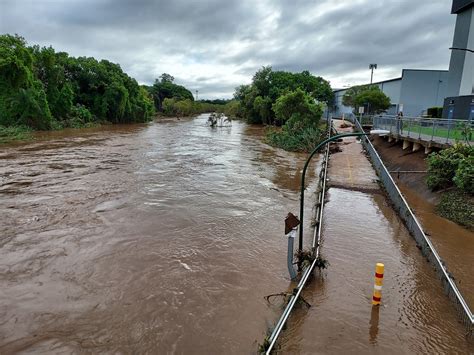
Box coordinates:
[342,85,368,108]
[0,34,53,129]
[234,67,332,125]
[150,75,194,111]
[272,88,322,131]
[159,73,175,83]
[353,87,390,114]
[1,34,154,132]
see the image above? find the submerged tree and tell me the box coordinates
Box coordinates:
[234,66,333,125]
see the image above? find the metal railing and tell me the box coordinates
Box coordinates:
[354,119,473,335]
[265,122,332,353]
[373,115,474,145]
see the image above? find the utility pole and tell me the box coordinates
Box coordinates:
[369,64,377,85]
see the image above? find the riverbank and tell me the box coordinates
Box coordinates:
[1,121,130,145]
[371,136,473,230]
[0,125,33,144]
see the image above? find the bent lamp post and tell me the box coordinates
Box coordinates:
[297,130,389,258]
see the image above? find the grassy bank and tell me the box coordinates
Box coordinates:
[0,125,33,144]
[437,190,474,230]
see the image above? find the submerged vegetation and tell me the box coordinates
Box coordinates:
[0,34,155,142]
[426,143,473,228]
[0,125,32,144]
[437,190,473,230]
[233,66,333,152]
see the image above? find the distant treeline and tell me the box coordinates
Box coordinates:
[145,73,238,117]
[0,34,155,131]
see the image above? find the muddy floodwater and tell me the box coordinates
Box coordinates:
[0,115,472,354]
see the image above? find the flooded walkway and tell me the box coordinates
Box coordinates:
[278,120,472,353]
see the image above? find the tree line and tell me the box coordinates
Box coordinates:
[0,34,155,132]
[146,73,238,118]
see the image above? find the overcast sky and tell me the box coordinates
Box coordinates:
[1,0,456,99]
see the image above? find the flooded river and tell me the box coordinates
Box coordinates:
[0,115,472,353]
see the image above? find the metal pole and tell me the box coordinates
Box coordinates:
[287,230,297,280]
[298,132,370,258]
[370,67,374,84]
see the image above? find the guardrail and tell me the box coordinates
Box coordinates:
[373,115,473,145]
[354,118,473,335]
[264,122,332,353]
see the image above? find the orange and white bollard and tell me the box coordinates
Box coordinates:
[372,263,384,306]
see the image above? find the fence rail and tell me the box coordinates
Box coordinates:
[354,118,473,335]
[264,122,332,353]
[372,115,473,145]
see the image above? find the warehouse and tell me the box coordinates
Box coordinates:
[331,69,449,118]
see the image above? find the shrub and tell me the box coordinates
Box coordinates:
[426,144,473,191]
[454,155,474,193]
[265,125,325,152]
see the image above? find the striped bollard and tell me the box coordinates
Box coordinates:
[372,263,384,306]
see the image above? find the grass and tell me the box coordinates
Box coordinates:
[399,123,471,141]
[0,125,33,144]
[437,190,474,230]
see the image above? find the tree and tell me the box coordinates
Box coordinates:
[353,87,390,114]
[342,85,368,108]
[234,68,332,125]
[272,88,323,131]
[159,73,174,83]
[0,34,155,130]
[150,77,193,111]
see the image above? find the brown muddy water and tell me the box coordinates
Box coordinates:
[0,115,472,354]
[397,183,474,309]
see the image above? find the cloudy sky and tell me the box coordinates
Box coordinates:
[0,0,456,98]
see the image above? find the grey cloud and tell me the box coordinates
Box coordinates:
[0,0,456,98]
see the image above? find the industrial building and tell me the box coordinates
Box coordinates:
[333,0,474,120]
[332,69,449,118]
[443,0,474,119]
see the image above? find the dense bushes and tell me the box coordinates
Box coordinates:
[160,98,239,118]
[233,67,332,152]
[0,34,155,136]
[437,190,473,230]
[265,89,325,152]
[235,66,333,125]
[426,144,473,193]
[149,74,194,111]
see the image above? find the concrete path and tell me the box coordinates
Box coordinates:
[277,119,471,353]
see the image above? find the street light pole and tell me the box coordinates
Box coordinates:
[369,64,377,85]
[297,130,388,257]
